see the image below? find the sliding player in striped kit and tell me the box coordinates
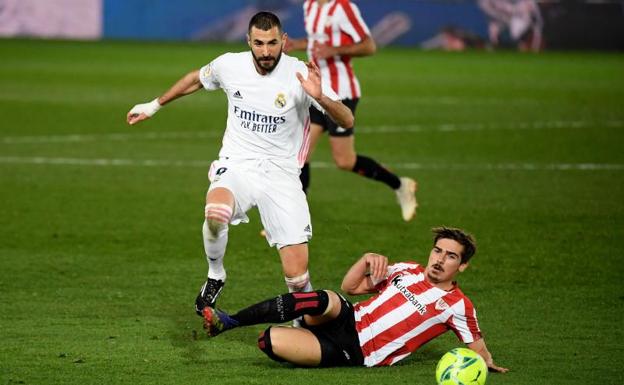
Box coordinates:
[203,227,508,372]
[126,12,353,317]
[285,0,418,222]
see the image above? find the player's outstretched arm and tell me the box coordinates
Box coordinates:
[284,37,308,53]
[297,62,354,129]
[341,253,388,295]
[126,69,202,125]
[312,35,376,60]
[467,338,509,373]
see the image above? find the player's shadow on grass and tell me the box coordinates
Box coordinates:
[164,304,447,369]
[166,304,265,364]
[399,343,448,367]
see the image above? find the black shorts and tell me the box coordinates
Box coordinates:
[302,294,364,367]
[309,98,359,137]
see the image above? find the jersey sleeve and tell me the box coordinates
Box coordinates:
[448,298,483,344]
[199,57,222,91]
[337,0,371,43]
[388,262,420,275]
[371,262,420,289]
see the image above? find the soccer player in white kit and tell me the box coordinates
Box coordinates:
[203,227,508,372]
[127,12,354,316]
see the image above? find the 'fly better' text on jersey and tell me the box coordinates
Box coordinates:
[233,106,286,133]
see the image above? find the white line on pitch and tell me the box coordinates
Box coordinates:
[2,120,622,144]
[1,131,223,144]
[1,156,622,171]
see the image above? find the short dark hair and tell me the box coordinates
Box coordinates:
[248,11,283,34]
[432,227,476,264]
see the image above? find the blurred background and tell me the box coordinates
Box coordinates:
[1,0,623,51]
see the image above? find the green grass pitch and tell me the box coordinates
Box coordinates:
[1,39,623,384]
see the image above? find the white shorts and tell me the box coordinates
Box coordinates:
[207,158,312,248]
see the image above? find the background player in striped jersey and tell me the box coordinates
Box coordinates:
[285,0,418,222]
[127,12,353,317]
[203,227,508,372]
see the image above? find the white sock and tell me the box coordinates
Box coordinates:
[202,220,228,281]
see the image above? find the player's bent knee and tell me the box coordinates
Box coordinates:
[324,290,342,317]
[257,327,285,363]
[302,291,339,326]
[334,156,356,171]
[204,203,232,238]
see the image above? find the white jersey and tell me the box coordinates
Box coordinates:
[199,51,339,169]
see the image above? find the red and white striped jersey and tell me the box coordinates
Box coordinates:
[353,262,482,367]
[303,0,371,99]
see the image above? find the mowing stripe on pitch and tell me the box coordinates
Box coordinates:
[1,156,622,171]
[2,120,622,144]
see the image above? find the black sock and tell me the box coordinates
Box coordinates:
[231,291,329,326]
[352,154,401,190]
[300,163,310,194]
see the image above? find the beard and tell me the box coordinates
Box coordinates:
[425,264,444,283]
[252,48,282,73]
[426,269,441,283]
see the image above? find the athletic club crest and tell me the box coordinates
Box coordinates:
[435,298,449,311]
[274,93,286,108]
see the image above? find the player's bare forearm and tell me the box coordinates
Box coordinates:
[317,96,354,129]
[341,254,372,295]
[341,253,387,295]
[127,69,202,125]
[314,36,376,59]
[467,338,509,373]
[158,69,202,105]
[335,36,376,57]
[285,37,308,53]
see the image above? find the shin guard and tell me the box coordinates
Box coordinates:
[232,290,330,325]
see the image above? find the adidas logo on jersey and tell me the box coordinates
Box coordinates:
[233,90,243,99]
[304,224,311,233]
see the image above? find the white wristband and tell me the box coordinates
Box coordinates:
[148,98,161,114]
[129,98,162,117]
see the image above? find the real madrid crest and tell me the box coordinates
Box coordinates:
[274,93,286,108]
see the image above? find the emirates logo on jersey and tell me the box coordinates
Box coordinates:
[274,93,286,108]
